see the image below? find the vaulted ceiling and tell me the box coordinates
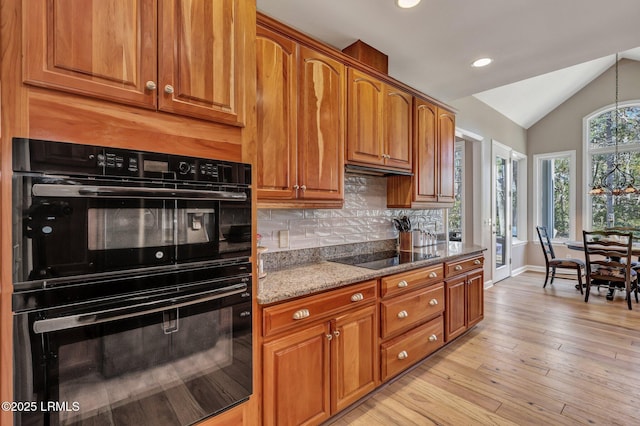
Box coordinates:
[256,0,640,128]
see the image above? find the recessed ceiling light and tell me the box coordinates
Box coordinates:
[396,0,421,8]
[472,58,493,68]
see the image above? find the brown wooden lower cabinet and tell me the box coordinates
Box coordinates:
[444,254,485,341]
[380,315,444,382]
[261,281,378,426]
[260,254,484,425]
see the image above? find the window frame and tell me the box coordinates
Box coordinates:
[511,151,527,245]
[533,150,577,242]
[583,101,640,231]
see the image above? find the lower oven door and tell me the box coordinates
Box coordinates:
[13,285,252,426]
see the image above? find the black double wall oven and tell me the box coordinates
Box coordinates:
[11,138,253,426]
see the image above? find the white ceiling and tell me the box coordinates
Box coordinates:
[256,0,640,129]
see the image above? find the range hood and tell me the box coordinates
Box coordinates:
[344,164,413,177]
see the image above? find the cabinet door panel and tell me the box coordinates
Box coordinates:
[263,323,331,426]
[331,305,378,413]
[298,47,345,201]
[255,26,297,200]
[438,108,456,202]
[347,68,383,165]
[24,0,157,108]
[384,86,412,170]
[467,269,485,328]
[414,99,438,202]
[445,275,467,341]
[159,0,245,125]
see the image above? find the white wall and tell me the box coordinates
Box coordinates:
[449,96,528,282]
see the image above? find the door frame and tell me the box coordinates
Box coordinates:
[492,140,512,283]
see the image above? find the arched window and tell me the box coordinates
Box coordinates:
[585,102,640,229]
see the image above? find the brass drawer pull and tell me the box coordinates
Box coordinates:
[292,309,310,320]
[428,334,438,342]
[454,265,463,271]
[473,259,482,265]
[429,298,439,306]
[428,272,438,278]
[397,310,409,319]
[397,350,408,360]
[397,280,408,288]
[351,292,364,302]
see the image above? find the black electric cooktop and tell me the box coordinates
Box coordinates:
[329,250,440,270]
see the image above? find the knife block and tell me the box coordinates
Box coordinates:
[399,231,413,252]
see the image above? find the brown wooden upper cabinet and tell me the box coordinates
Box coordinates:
[346,68,412,172]
[256,24,345,207]
[387,98,455,207]
[23,0,246,126]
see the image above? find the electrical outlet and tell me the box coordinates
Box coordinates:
[279,230,289,248]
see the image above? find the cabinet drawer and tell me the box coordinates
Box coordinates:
[444,255,484,278]
[380,284,444,339]
[263,280,377,338]
[380,315,444,382]
[380,264,443,299]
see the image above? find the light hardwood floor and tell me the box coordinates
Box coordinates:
[327,271,640,425]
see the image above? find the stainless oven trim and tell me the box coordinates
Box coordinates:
[32,183,248,201]
[32,282,248,334]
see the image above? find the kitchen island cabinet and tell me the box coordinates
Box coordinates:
[262,280,378,425]
[256,20,345,208]
[24,0,247,126]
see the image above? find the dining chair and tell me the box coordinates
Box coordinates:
[583,230,639,310]
[536,226,585,293]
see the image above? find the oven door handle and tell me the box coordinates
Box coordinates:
[31,183,248,201]
[32,283,248,334]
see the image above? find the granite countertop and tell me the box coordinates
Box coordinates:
[258,242,486,305]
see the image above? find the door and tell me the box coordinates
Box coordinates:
[262,322,331,426]
[437,108,456,203]
[297,46,345,201]
[331,304,378,413]
[346,68,383,166]
[492,142,512,282]
[255,25,298,200]
[383,85,412,170]
[24,0,157,108]
[158,0,246,126]
[413,98,438,202]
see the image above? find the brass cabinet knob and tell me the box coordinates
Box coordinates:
[300,185,307,191]
[397,350,408,360]
[326,334,333,341]
[293,184,300,190]
[145,81,157,91]
[164,84,174,94]
[429,298,438,306]
[397,310,409,319]
[333,330,340,338]
[397,280,408,288]
[428,334,438,342]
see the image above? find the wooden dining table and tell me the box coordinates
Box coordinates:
[565,239,640,300]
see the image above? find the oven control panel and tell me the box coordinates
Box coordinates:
[14,138,250,185]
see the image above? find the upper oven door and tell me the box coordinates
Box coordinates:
[13,175,250,284]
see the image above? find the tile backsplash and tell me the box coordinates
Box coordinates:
[257,175,444,252]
